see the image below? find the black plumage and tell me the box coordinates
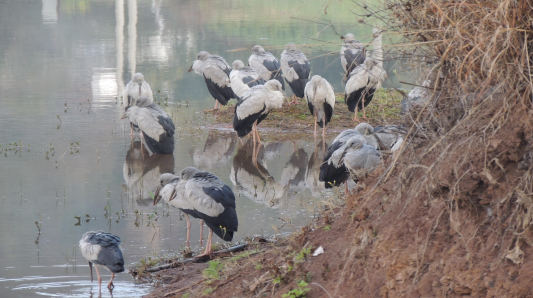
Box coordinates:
[198,184,238,241]
[286,59,311,98]
[204,76,237,106]
[262,59,285,90]
[233,102,267,138]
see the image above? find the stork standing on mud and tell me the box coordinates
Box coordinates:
[281,43,311,105]
[345,57,387,121]
[248,45,285,90]
[304,75,335,139]
[179,167,238,258]
[189,51,237,110]
[233,80,285,160]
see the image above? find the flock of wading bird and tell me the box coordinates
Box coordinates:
[79,34,431,293]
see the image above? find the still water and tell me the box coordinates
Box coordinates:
[0,0,390,297]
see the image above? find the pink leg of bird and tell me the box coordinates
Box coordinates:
[290,94,299,105]
[345,182,349,197]
[199,220,204,247]
[94,265,102,292]
[362,103,368,120]
[197,229,213,258]
[314,112,317,138]
[353,106,360,122]
[322,114,326,139]
[254,120,262,144]
[185,214,191,250]
[108,272,115,290]
[214,101,219,110]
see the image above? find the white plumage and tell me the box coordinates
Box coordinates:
[340,34,366,77]
[345,58,387,121]
[229,60,265,97]
[233,80,285,146]
[280,43,311,103]
[248,45,285,90]
[123,73,153,109]
[304,75,335,137]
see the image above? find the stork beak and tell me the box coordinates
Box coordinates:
[121,113,128,120]
[153,186,162,205]
[88,261,93,283]
[188,64,193,72]
[168,188,177,202]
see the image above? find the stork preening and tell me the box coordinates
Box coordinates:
[340,34,366,79]
[339,137,381,183]
[189,51,237,109]
[229,60,265,97]
[123,73,154,135]
[248,45,285,90]
[179,167,238,258]
[319,123,377,194]
[123,73,153,110]
[154,173,203,250]
[233,80,285,152]
[304,75,335,138]
[122,96,175,155]
[280,43,311,104]
[345,57,387,121]
[79,231,125,292]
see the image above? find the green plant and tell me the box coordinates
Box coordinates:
[203,287,213,295]
[273,276,282,284]
[182,293,190,298]
[202,260,224,280]
[281,280,311,298]
[255,263,262,270]
[322,225,331,231]
[296,246,312,261]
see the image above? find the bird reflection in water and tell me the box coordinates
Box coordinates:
[230,139,285,208]
[193,131,238,170]
[280,144,309,193]
[123,141,174,205]
[305,140,329,196]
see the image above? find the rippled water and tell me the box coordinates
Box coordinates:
[0,0,393,297]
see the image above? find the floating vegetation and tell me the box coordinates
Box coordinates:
[0,141,29,157]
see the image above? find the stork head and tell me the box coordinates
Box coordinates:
[265,80,283,92]
[251,45,265,54]
[344,33,356,42]
[285,42,298,52]
[132,73,145,84]
[135,96,152,107]
[310,75,322,84]
[232,60,245,70]
[196,51,211,61]
[153,173,178,205]
[339,137,364,166]
[354,123,374,135]
[180,167,201,180]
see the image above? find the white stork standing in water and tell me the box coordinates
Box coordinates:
[233,80,285,161]
[179,167,238,258]
[229,60,265,98]
[154,173,204,250]
[304,75,335,139]
[123,73,154,135]
[79,231,125,292]
[340,34,366,80]
[280,43,311,105]
[344,57,387,121]
[248,45,285,90]
[122,97,175,155]
[188,51,237,110]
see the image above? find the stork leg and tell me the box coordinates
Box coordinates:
[345,182,349,197]
[185,214,191,250]
[322,113,327,139]
[314,111,317,138]
[199,220,204,247]
[353,106,359,122]
[362,103,368,120]
[107,272,115,290]
[94,264,102,292]
[130,122,134,137]
[140,131,145,159]
[254,120,262,144]
[214,101,219,110]
[196,229,213,258]
[89,261,94,282]
[290,94,298,105]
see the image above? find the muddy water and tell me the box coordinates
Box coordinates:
[0,0,385,297]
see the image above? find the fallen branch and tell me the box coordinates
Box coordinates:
[163,278,206,297]
[141,243,248,274]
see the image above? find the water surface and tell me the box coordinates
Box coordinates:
[0,0,391,297]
